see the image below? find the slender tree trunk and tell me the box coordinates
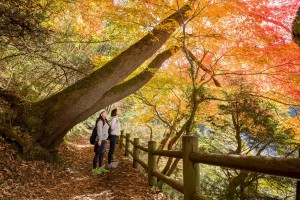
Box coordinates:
[157,129,174,164]
[226,171,249,199]
[240,183,246,200]
[232,112,242,154]
[161,100,199,174]
[166,158,181,176]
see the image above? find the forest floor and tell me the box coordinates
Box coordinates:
[0,135,169,200]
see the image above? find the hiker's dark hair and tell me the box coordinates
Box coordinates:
[111,109,118,117]
[96,111,109,125]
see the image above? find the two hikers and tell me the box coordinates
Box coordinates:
[92,109,120,174]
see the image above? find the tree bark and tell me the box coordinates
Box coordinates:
[166,157,181,176]
[226,171,249,199]
[161,102,198,174]
[232,109,242,154]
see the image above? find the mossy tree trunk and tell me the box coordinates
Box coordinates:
[0,4,191,162]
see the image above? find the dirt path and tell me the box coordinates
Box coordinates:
[0,135,168,200]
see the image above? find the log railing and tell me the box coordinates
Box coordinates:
[118,131,300,200]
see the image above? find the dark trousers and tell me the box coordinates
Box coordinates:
[108,135,117,164]
[93,140,107,169]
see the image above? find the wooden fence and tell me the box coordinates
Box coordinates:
[118,131,300,200]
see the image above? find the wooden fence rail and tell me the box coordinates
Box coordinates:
[136,144,148,152]
[118,131,300,200]
[190,152,300,179]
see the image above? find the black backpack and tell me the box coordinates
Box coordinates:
[89,125,97,145]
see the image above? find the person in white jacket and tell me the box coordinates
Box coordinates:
[92,110,109,174]
[108,108,121,168]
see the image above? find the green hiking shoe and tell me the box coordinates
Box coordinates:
[99,166,108,173]
[92,168,102,174]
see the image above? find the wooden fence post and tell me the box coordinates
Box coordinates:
[182,135,200,200]
[125,133,130,156]
[133,138,140,168]
[148,140,157,186]
[119,130,124,149]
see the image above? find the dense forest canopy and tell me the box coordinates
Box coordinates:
[0,0,300,167]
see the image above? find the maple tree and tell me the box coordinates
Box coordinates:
[120,1,300,198]
[123,70,299,199]
[0,0,299,164]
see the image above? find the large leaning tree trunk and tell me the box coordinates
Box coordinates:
[0,4,192,162]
